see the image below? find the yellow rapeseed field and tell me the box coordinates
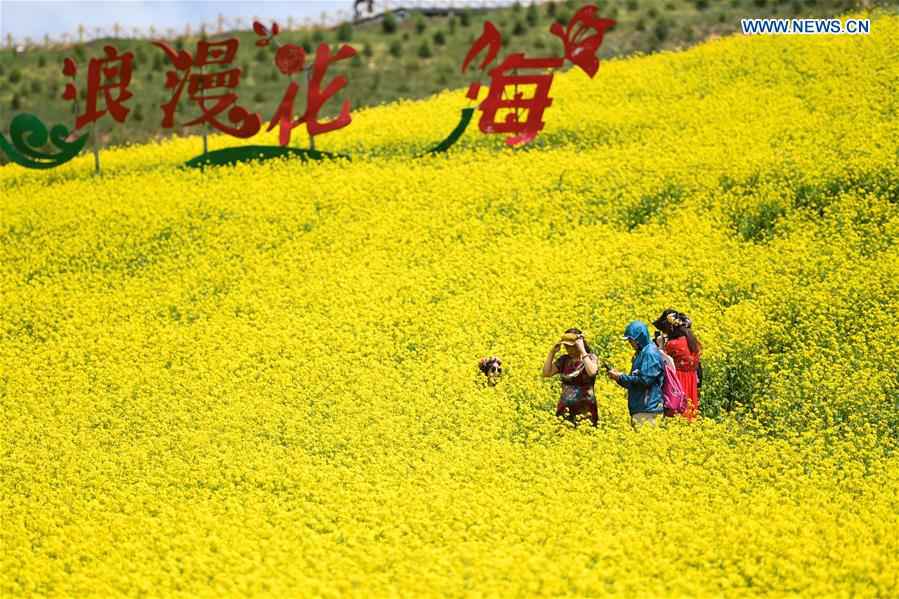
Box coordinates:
[2,10,899,598]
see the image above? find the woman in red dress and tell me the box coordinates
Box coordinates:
[653,310,702,421]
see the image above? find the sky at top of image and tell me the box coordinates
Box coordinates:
[0,1,349,42]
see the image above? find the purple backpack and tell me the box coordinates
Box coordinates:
[661,358,687,416]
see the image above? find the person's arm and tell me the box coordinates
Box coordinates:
[542,343,561,378]
[608,368,630,389]
[582,353,599,377]
[617,354,662,388]
[660,351,675,370]
[573,337,598,377]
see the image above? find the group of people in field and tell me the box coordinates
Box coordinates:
[541,309,702,429]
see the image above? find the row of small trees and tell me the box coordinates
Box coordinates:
[2,1,559,50]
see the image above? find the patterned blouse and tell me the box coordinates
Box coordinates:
[554,353,598,407]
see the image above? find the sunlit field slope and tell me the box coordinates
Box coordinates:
[2,10,898,599]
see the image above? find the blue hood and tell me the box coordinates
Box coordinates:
[623,320,651,350]
[615,320,664,415]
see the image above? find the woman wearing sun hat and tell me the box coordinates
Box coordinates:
[653,309,702,421]
[542,328,599,427]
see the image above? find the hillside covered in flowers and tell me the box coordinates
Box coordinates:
[2,10,898,598]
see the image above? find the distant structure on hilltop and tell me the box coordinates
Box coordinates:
[349,0,502,27]
[354,0,376,21]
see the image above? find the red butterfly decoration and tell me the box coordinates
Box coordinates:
[550,6,616,78]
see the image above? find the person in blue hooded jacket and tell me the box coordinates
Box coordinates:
[607,320,665,428]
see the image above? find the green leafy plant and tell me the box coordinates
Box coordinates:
[382,12,397,34]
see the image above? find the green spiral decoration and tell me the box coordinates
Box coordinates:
[0,114,87,170]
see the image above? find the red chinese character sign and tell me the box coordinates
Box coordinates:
[60,44,136,173]
[426,5,615,154]
[462,21,564,146]
[153,38,261,138]
[63,46,134,130]
[254,21,357,149]
[0,5,615,171]
[160,23,354,169]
